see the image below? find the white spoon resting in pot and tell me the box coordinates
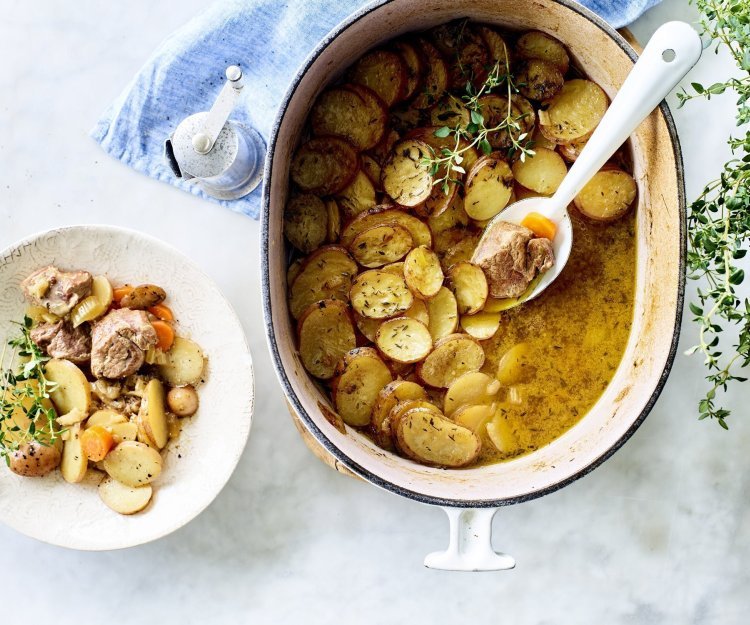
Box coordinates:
[472,21,702,306]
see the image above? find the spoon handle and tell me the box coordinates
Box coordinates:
[550,21,702,214]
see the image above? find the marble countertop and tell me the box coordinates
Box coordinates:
[1,1,747,623]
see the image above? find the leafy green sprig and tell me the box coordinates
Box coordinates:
[677,0,750,429]
[0,317,60,463]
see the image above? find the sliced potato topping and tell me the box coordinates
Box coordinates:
[464,156,514,220]
[371,380,428,448]
[404,245,444,300]
[381,140,435,207]
[395,408,481,467]
[511,147,568,196]
[298,299,356,379]
[444,371,501,417]
[538,79,608,144]
[336,170,377,218]
[284,194,328,253]
[448,262,488,315]
[460,311,501,340]
[426,286,459,341]
[515,30,570,74]
[333,348,393,426]
[289,246,358,319]
[416,333,485,388]
[574,168,637,222]
[311,86,387,150]
[350,49,407,106]
[376,317,433,364]
[350,270,413,319]
[452,403,496,433]
[290,137,359,195]
[341,207,433,248]
[349,225,414,268]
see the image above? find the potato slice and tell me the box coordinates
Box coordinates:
[444,371,501,417]
[349,225,413,268]
[109,421,138,444]
[45,358,91,415]
[141,379,168,450]
[395,407,481,467]
[311,86,387,150]
[350,270,413,319]
[371,380,428,448]
[460,311,502,340]
[477,26,511,75]
[86,409,127,428]
[430,22,489,90]
[376,317,433,364]
[287,259,303,290]
[416,333,485,388]
[381,139,435,207]
[61,424,88,484]
[393,41,424,100]
[452,403,496,433]
[99,477,153,515]
[412,38,448,109]
[574,168,636,222]
[382,261,405,276]
[405,127,479,171]
[440,233,481,271]
[290,137,359,195]
[341,207,432,248]
[298,299,356,379]
[486,412,519,454]
[428,193,469,234]
[332,347,393,426]
[404,245,444,300]
[336,170,377,218]
[429,95,471,128]
[289,246,358,319]
[404,298,429,326]
[70,275,114,328]
[448,262,488,315]
[361,154,383,191]
[538,79,608,144]
[496,343,534,385]
[102,441,163,487]
[425,287,458,343]
[354,312,382,343]
[350,49,407,106]
[157,336,206,387]
[464,156,514,220]
[284,194,328,253]
[516,59,564,101]
[515,30,570,74]
[476,95,524,150]
[511,147,568,195]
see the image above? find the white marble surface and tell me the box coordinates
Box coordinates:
[0,1,747,623]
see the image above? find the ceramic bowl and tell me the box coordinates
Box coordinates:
[0,225,254,550]
[261,0,685,569]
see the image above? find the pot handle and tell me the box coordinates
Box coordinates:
[424,507,515,571]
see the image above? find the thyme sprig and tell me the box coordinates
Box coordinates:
[423,49,536,194]
[0,316,60,463]
[677,0,750,429]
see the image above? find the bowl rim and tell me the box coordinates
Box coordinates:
[0,223,255,549]
[260,0,686,508]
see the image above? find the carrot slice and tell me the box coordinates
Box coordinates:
[80,425,115,462]
[148,304,174,321]
[151,320,175,351]
[113,285,134,303]
[521,212,557,240]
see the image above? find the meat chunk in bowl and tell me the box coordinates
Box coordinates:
[21,266,92,316]
[91,309,158,379]
[30,321,91,364]
[473,222,555,299]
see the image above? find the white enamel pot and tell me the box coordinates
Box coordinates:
[261,0,685,571]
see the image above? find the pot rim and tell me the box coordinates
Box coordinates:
[260,0,686,508]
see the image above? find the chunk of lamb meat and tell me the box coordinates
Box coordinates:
[90,309,158,379]
[472,222,555,299]
[21,266,92,317]
[30,321,91,364]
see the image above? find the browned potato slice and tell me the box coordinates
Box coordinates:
[289,246,358,319]
[426,286,459,341]
[515,30,570,74]
[389,398,442,426]
[336,170,377,218]
[419,172,457,219]
[284,194,328,253]
[332,347,393,426]
[381,139,435,207]
[558,137,587,162]
[368,128,401,164]
[416,333,485,388]
[376,317,433,364]
[428,193,469,234]
[512,94,537,136]
[430,22,489,89]
[464,156,514,220]
[532,126,558,150]
[516,59,564,101]
[382,261,405,276]
[310,86,387,150]
[395,407,481,467]
[404,298,429,326]
[354,312,382,343]
[404,246,444,300]
[412,38,448,109]
[349,224,413,268]
[477,26,511,75]
[476,95,530,150]
[444,371,501,417]
[350,49,407,106]
[393,41,424,100]
[325,199,341,243]
[291,137,359,195]
[460,311,501,340]
[361,154,383,191]
[429,95,471,128]
[511,147,568,195]
[390,103,424,135]
[538,79,608,144]
[496,342,534,385]
[298,299,356,379]
[371,380,428,448]
[452,403,496,433]
[341,206,432,248]
[406,126,480,171]
[448,262,488,315]
[574,168,637,222]
[350,270,413,319]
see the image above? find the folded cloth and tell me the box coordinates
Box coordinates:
[91,0,661,219]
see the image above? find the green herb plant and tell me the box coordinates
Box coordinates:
[0,316,60,464]
[678,0,750,429]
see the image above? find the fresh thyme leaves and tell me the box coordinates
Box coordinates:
[677,0,750,429]
[0,316,60,463]
[422,46,536,194]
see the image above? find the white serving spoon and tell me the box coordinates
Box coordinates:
[472,21,702,306]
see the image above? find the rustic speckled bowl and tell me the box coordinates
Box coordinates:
[0,226,254,550]
[262,0,684,569]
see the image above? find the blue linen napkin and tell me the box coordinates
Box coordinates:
[91,0,661,219]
